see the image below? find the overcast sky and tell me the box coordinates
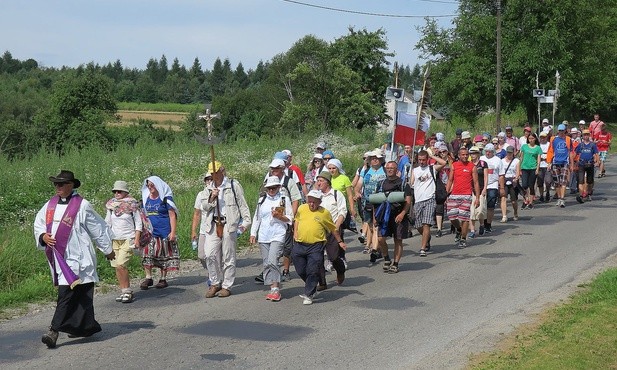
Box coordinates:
[1,0,458,71]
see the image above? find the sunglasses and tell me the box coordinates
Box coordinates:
[323,157,332,160]
[54,182,69,187]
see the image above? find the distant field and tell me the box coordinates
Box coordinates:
[110,110,188,131]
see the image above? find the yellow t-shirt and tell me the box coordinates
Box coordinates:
[294,204,335,244]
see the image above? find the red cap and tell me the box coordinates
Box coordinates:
[524,126,531,132]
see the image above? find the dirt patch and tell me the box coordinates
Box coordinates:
[117,110,187,123]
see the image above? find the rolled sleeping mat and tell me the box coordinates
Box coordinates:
[368,192,387,204]
[386,191,405,203]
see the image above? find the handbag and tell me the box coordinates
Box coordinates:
[430,166,447,204]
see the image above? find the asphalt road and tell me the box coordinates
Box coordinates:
[2,163,616,370]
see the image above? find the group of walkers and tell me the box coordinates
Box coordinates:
[33,115,610,347]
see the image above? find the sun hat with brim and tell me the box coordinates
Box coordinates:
[539,131,548,137]
[317,171,332,184]
[307,189,323,199]
[506,145,514,153]
[469,146,481,153]
[208,161,223,173]
[484,143,495,151]
[461,131,471,140]
[269,158,286,168]
[112,180,129,193]
[264,176,281,188]
[474,134,483,142]
[49,170,81,188]
[582,129,591,135]
[491,137,499,143]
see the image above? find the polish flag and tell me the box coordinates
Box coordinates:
[393,112,430,146]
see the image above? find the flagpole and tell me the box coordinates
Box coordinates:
[411,65,430,167]
[390,107,397,160]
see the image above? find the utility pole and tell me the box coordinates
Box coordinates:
[495,0,502,134]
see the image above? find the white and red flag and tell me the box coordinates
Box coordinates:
[393,112,430,146]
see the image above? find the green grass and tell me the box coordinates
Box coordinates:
[117,101,202,112]
[470,268,617,369]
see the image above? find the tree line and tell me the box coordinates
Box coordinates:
[0,29,422,160]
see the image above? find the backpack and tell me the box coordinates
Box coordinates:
[429,166,448,204]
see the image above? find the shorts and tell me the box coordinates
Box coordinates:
[551,163,569,185]
[470,193,487,221]
[111,239,133,268]
[446,195,472,222]
[537,168,550,188]
[599,151,608,162]
[486,188,499,209]
[362,202,374,224]
[413,198,436,228]
[505,183,520,201]
[577,165,595,185]
[378,213,410,239]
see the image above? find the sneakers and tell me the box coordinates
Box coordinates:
[117,292,133,303]
[484,224,492,233]
[479,226,485,236]
[539,195,545,203]
[369,250,382,263]
[281,270,291,282]
[41,328,59,348]
[266,290,281,302]
[468,231,476,239]
[205,285,221,298]
[559,199,566,208]
[140,278,153,290]
[436,230,443,238]
[300,294,313,305]
[342,258,348,271]
[513,215,519,221]
[155,279,168,289]
[358,234,366,244]
[527,203,534,209]
[521,203,527,210]
[458,239,467,249]
[576,195,584,204]
[586,195,592,201]
[454,231,462,242]
[218,288,231,298]
[255,272,264,283]
[419,249,427,257]
[500,216,508,223]
[324,260,333,272]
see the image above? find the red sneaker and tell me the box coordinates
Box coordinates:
[266,290,281,302]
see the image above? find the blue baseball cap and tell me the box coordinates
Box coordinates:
[557,124,566,131]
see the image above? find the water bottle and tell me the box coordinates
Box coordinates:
[236,218,244,236]
[191,238,198,251]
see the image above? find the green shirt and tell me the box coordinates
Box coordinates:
[331,174,352,194]
[520,144,543,170]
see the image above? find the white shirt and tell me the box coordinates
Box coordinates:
[320,188,347,223]
[500,157,520,179]
[481,155,503,189]
[194,189,209,235]
[412,166,435,202]
[34,196,113,285]
[105,209,142,240]
[539,142,550,168]
[249,192,293,243]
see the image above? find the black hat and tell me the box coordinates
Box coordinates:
[49,170,81,188]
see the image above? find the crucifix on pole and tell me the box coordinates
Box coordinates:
[197,108,225,235]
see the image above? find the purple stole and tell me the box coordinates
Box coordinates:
[45,194,83,289]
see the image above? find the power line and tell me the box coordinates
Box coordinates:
[280,0,457,18]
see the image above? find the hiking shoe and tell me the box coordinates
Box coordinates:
[539,195,545,203]
[436,230,443,238]
[316,284,328,292]
[576,195,584,204]
[155,279,168,289]
[266,290,281,302]
[140,278,153,290]
[205,285,221,298]
[454,231,462,242]
[458,239,467,249]
[468,231,476,239]
[300,294,313,305]
[419,249,427,257]
[218,288,231,298]
[42,328,58,348]
[479,226,485,236]
[382,260,392,271]
[255,273,264,283]
[281,270,291,282]
[369,250,382,263]
[485,225,492,233]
